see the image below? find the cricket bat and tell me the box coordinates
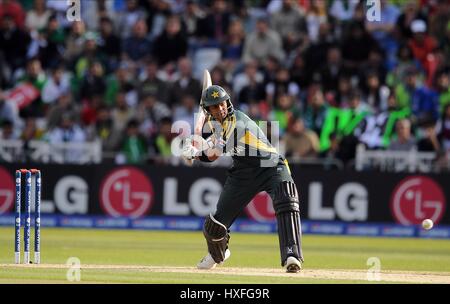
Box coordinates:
[184,69,212,166]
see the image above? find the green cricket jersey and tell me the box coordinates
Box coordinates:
[203,110,282,168]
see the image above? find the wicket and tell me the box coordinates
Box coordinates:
[15,169,41,264]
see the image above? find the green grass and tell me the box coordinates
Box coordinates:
[1,227,450,283]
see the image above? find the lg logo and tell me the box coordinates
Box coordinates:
[309,182,369,221]
[390,176,446,225]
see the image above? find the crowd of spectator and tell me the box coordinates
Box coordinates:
[0,0,449,167]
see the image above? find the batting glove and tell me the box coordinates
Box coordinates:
[213,136,227,151]
[182,137,201,160]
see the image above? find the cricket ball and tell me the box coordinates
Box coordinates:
[422,219,433,230]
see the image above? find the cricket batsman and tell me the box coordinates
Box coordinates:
[181,85,304,273]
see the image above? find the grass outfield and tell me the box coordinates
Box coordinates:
[0,227,450,284]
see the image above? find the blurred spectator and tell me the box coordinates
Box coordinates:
[152,15,188,67]
[386,43,419,87]
[305,0,333,44]
[417,120,441,153]
[436,104,450,152]
[210,65,231,93]
[389,118,417,151]
[394,66,439,123]
[319,132,340,160]
[0,14,31,71]
[315,45,346,94]
[237,63,265,106]
[20,116,44,142]
[343,89,371,113]
[303,85,328,136]
[408,19,438,76]
[64,21,87,64]
[429,0,450,42]
[396,0,428,40]
[98,17,121,66]
[440,21,450,64]
[105,62,137,107]
[143,0,172,40]
[304,22,338,81]
[20,116,45,161]
[0,53,8,88]
[357,93,410,149]
[331,74,352,107]
[233,60,263,100]
[73,32,107,80]
[168,57,201,108]
[122,18,152,63]
[358,48,387,86]
[115,0,147,39]
[341,21,379,75]
[0,0,25,28]
[46,93,79,130]
[435,69,450,115]
[289,52,309,89]
[196,0,231,44]
[246,100,270,122]
[80,94,103,126]
[88,105,121,152]
[270,0,306,49]
[351,1,368,24]
[138,59,169,104]
[46,112,86,144]
[118,118,148,164]
[265,66,300,107]
[221,18,245,71]
[269,93,301,136]
[261,55,281,85]
[137,93,171,137]
[35,14,65,69]
[365,0,400,70]
[329,0,359,22]
[284,117,319,158]
[242,17,284,65]
[0,119,18,139]
[80,61,106,102]
[81,0,116,32]
[180,0,205,39]
[111,90,136,133]
[173,94,196,132]
[42,64,71,105]
[362,72,390,113]
[25,0,51,32]
[232,2,261,34]
[45,112,87,163]
[152,116,177,159]
[16,58,47,116]
[0,89,20,131]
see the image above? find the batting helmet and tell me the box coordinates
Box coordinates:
[201,85,234,116]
